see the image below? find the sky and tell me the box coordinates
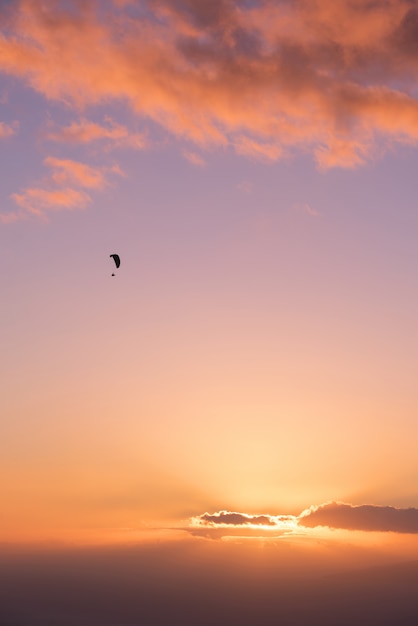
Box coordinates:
[2,0,418,623]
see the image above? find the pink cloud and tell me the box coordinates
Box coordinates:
[305,204,319,217]
[236,180,252,194]
[1,0,418,173]
[294,202,320,217]
[182,149,206,166]
[0,121,18,138]
[0,209,26,224]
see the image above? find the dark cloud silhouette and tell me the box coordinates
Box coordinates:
[299,502,418,533]
[198,510,278,526]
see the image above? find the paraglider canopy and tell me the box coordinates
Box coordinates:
[110,254,120,268]
[110,253,120,276]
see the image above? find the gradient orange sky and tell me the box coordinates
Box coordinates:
[2,0,418,557]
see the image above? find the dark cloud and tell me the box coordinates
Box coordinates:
[198,510,278,526]
[391,7,418,57]
[187,510,299,540]
[299,502,418,533]
[174,0,234,28]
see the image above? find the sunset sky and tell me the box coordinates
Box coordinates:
[2,1,418,623]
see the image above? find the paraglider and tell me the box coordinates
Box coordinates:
[110,253,120,276]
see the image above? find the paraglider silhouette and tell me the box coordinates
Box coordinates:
[110,254,120,276]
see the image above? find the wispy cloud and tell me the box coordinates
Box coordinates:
[236,180,253,194]
[8,156,122,220]
[0,209,26,224]
[45,118,146,150]
[2,0,418,170]
[293,202,320,217]
[12,187,91,216]
[234,136,283,162]
[0,120,18,138]
[182,149,206,166]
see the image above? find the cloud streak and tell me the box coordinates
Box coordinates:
[45,118,146,149]
[182,149,206,166]
[12,186,91,216]
[2,0,418,171]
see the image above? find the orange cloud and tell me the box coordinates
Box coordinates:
[1,0,418,169]
[8,156,122,220]
[234,136,283,162]
[45,118,146,149]
[45,156,108,189]
[12,187,91,216]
